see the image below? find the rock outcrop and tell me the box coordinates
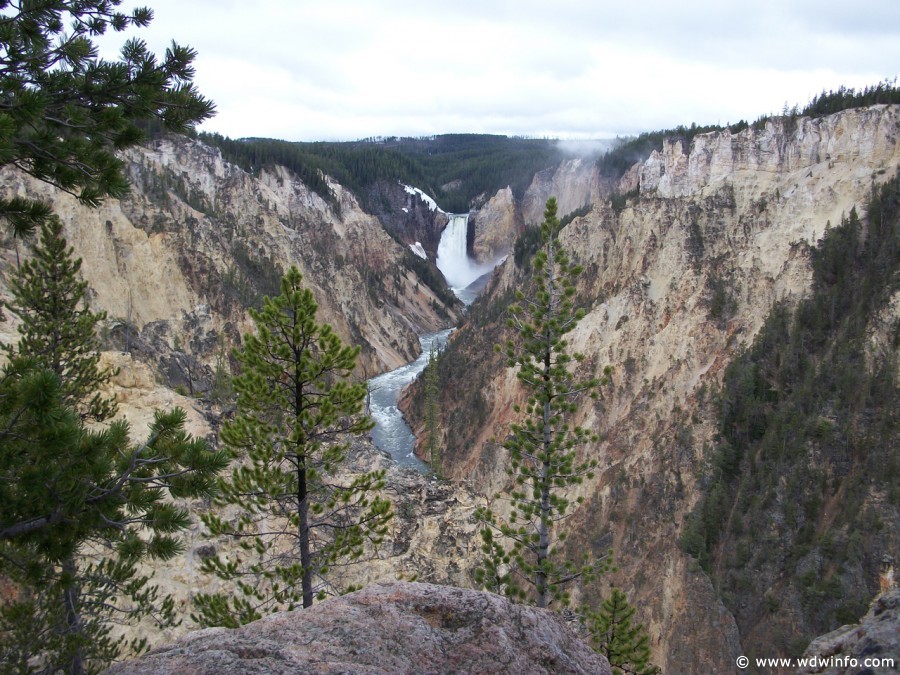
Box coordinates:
[362,179,449,260]
[521,157,598,226]
[470,186,521,263]
[468,160,601,268]
[104,582,612,675]
[800,589,900,674]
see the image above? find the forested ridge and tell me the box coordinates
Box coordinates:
[199,81,900,216]
[199,132,562,213]
[598,79,900,181]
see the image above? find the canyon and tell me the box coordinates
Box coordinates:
[407,104,900,671]
[0,106,897,672]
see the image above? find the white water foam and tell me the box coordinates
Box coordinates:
[435,214,497,291]
[367,329,452,471]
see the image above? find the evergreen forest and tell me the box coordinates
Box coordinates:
[681,174,900,654]
[199,132,566,213]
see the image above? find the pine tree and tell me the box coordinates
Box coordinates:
[5,216,116,422]
[582,588,660,675]
[0,0,215,236]
[0,363,228,674]
[0,4,220,670]
[423,345,441,469]
[0,216,228,673]
[475,197,610,608]
[194,267,393,627]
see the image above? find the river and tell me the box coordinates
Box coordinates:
[366,208,502,471]
[367,328,452,471]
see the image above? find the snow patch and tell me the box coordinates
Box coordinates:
[402,183,442,212]
[409,242,427,260]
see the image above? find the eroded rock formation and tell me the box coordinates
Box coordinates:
[521,157,598,226]
[0,135,459,379]
[800,589,900,674]
[470,186,521,263]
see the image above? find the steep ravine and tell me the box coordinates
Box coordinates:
[0,137,483,654]
[409,105,900,672]
[1,108,896,670]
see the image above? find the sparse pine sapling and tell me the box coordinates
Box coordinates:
[582,588,660,675]
[475,197,611,608]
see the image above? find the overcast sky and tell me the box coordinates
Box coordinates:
[98,0,900,142]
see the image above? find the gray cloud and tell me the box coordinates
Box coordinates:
[99,0,900,140]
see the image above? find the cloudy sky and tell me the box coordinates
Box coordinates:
[98,0,900,142]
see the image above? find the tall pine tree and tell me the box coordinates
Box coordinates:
[5,216,116,422]
[0,217,228,674]
[194,267,393,627]
[475,197,609,608]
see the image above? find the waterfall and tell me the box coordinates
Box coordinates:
[435,214,495,292]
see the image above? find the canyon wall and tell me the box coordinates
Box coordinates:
[0,135,459,381]
[0,137,475,653]
[521,156,600,225]
[470,186,521,263]
[469,158,600,265]
[423,105,900,672]
[2,108,896,670]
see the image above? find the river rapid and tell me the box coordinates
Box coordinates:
[367,329,451,471]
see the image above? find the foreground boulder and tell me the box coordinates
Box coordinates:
[105,582,611,674]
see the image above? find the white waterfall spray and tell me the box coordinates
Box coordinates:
[435,214,495,291]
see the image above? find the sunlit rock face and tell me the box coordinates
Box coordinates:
[470,186,521,263]
[104,582,612,675]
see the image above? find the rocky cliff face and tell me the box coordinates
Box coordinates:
[467,160,600,266]
[104,582,612,675]
[470,186,521,263]
[362,179,449,259]
[419,105,900,672]
[4,107,896,670]
[0,135,459,380]
[521,156,599,226]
